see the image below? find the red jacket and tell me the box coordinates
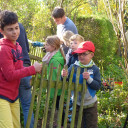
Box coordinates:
[0,38,36,102]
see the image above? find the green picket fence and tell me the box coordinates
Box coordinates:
[29,44,44,58]
[29,43,44,64]
[25,57,87,128]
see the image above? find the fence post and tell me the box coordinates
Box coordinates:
[57,65,68,128]
[26,74,39,128]
[63,66,74,128]
[33,62,47,128]
[70,67,81,128]
[41,63,53,128]
[77,68,87,128]
[27,52,88,128]
[49,64,62,128]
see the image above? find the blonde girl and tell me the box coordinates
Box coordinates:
[42,35,65,98]
[42,35,66,127]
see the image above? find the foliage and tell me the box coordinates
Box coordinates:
[0,0,38,27]
[102,55,127,82]
[28,2,53,42]
[76,15,118,69]
[0,0,128,127]
[33,89,47,119]
[97,85,128,127]
[103,0,128,82]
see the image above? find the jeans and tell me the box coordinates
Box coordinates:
[19,76,34,128]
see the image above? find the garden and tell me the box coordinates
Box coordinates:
[0,0,128,127]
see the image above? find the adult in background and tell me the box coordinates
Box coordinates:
[52,7,78,54]
[18,23,34,128]
[0,23,34,128]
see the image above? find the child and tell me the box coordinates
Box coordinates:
[42,35,65,103]
[62,41,101,128]
[66,34,84,122]
[66,34,84,67]
[61,30,74,55]
[42,35,65,127]
[0,10,42,128]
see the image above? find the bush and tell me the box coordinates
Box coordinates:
[97,85,128,127]
[76,15,118,69]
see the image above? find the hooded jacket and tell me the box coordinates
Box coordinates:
[0,23,31,65]
[0,38,36,102]
[67,61,101,106]
[47,50,65,98]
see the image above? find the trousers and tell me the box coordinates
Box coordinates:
[75,101,98,128]
[0,99,20,128]
[19,76,34,128]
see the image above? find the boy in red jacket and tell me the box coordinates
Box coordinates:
[0,10,42,128]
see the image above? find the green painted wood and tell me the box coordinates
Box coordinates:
[63,66,74,128]
[26,74,38,128]
[49,64,61,128]
[26,61,87,128]
[70,67,81,128]
[29,54,42,62]
[57,66,68,128]
[34,62,47,128]
[77,68,87,128]
[41,63,53,128]
[39,80,83,91]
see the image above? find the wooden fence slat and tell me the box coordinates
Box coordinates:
[29,54,42,62]
[70,67,80,128]
[77,68,87,128]
[26,74,39,128]
[49,64,62,128]
[63,66,74,128]
[34,63,47,128]
[26,51,88,128]
[57,65,68,128]
[41,63,53,128]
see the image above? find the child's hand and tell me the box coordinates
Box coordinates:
[82,72,90,80]
[61,69,68,77]
[33,61,42,73]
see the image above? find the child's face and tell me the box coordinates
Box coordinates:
[0,22,20,44]
[44,43,56,52]
[70,40,81,52]
[78,51,94,65]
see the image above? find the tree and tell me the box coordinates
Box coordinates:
[103,0,128,81]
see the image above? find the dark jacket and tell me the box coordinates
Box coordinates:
[67,52,78,68]
[67,61,101,106]
[17,23,31,65]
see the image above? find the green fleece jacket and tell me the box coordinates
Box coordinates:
[47,50,64,98]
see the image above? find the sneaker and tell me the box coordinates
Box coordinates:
[69,106,73,111]
[68,114,72,118]
[68,117,72,123]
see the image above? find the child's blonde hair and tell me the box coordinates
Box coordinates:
[62,31,74,46]
[45,35,66,64]
[69,34,84,43]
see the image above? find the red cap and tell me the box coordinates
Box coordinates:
[72,41,95,54]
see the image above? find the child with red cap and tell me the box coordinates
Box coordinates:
[62,41,101,128]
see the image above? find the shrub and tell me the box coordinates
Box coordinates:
[76,15,118,69]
